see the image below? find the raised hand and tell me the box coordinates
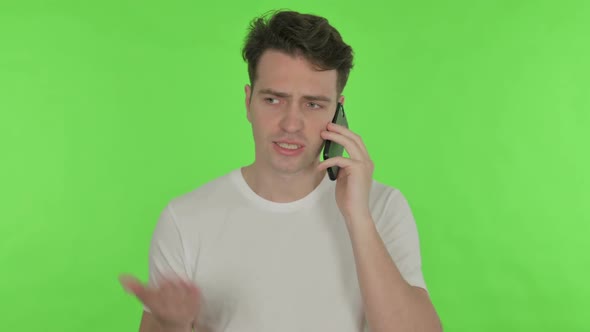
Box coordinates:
[120,274,202,329]
[318,121,374,223]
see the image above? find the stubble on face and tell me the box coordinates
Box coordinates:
[246,50,341,178]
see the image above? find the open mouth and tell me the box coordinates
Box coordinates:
[275,142,303,150]
[273,142,304,155]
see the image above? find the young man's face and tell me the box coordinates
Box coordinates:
[245,49,344,177]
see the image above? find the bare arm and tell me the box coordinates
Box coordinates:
[120,275,200,332]
[347,214,442,332]
[139,311,193,332]
[123,205,202,331]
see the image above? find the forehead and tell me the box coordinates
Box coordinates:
[255,50,338,97]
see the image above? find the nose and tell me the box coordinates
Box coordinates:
[278,103,304,133]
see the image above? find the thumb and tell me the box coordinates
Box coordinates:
[119,274,151,303]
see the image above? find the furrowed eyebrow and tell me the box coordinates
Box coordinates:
[303,95,332,102]
[258,88,332,102]
[258,88,290,98]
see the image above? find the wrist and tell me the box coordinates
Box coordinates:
[158,322,193,332]
[159,326,192,332]
[343,209,372,226]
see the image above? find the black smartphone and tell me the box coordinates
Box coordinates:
[323,102,348,181]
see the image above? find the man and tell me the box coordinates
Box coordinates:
[120,10,442,332]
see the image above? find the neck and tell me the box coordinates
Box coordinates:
[241,163,326,203]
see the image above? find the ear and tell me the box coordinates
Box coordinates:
[245,84,252,123]
[338,95,345,105]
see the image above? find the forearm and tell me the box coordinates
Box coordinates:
[165,327,192,332]
[139,313,194,332]
[346,214,441,332]
[154,324,193,332]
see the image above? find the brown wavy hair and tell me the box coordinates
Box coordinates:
[242,10,354,95]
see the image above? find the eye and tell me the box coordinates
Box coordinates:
[307,102,323,110]
[265,97,280,105]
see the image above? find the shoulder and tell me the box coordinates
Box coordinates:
[163,169,242,223]
[174,170,236,202]
[369,179,407,208]
[369,179,415,226]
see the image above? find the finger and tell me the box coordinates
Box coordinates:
[321,130,365,160]
[158,278,183,302]
[167,276,193,292]
[326,122,369,157]
[180,279,200,294]
[185,282,201,302]
[317,156,356,172]
[119,274,156,306]
[159,275,189,293]
[119,274,144,295]
[162,277,194,302]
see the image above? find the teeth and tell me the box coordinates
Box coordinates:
[277,142,301,150]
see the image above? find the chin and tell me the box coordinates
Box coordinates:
[272,160,318,176]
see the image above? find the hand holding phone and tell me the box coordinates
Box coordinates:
[322,102,349,181]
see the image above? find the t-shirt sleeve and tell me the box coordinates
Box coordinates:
[143,204,191,312]
[374,188,427,291]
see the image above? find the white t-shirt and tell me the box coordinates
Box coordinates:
[145,168,427,332]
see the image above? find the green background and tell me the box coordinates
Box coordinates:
[1,0,588,331]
